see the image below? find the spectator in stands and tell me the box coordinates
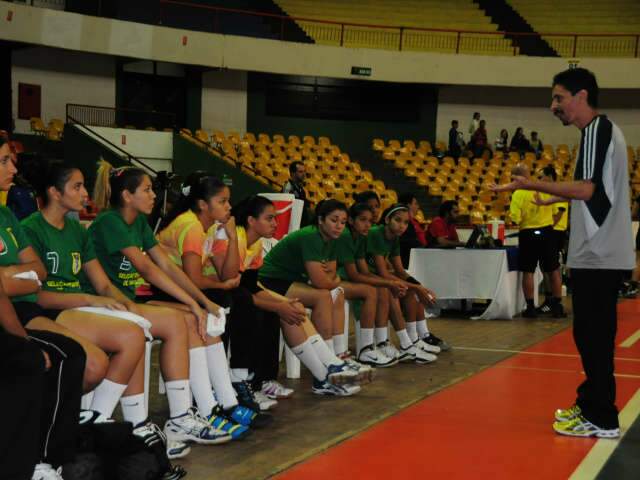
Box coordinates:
[427,200,465,247]
[354,190,381,223]
[448,120,464,159]
[468,112,481,135]
[470,119,492,159]
[495,129,509,155]
[398,192,428,267]
[508,163,565,318]
[510,127,530,155]
[282,161,307,203]
[530,131,544,158]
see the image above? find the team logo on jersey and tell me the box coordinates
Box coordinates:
[71,252,82,275]
[120,256,133,271]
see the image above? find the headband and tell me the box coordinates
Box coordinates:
[384,205,408,222]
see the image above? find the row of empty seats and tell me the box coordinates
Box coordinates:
[179,129,409,216]
[275,0,515,56]
[30,117,64,141]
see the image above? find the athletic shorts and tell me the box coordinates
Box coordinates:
[554,230,567,256]
[257,277,294,297]
[13,301,62,327]
[240,269,261,295]
[518,226,559,273]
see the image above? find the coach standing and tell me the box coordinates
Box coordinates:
[492,68,634,438]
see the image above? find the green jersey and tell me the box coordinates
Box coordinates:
[335,227,366,280]
[0,206,37,303]
[22,212,96,293]
[365,225,400,274]
[259,225,337,283]
[88,210,158,299]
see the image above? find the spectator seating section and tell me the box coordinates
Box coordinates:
[374,138,640,225]
[30,116,64,141]
[508,0,640,57]
[179,129,405,214]
[275,0,515,55]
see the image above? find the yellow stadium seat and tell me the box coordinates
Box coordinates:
[373,138,385,151]
[303,135,316,146]
[273,134,286,145]
[288,135,301,147]
[258,133,271,145]
[195,129,209,143]
[30,117,47,135]
[403,140,416,151]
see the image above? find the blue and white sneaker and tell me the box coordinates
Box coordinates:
[312,378,361,396]
[132,419,191,460]
[342,356,375,383]
[207,405,251,440]
[224,404,273,428]
[326,362,361,386]
[164,407,232,445]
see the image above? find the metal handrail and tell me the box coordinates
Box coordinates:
[158,0,640,57]
[66,114,158,175]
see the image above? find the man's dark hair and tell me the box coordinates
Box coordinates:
[542,165,558,181]
[439,200,458,218]
[289,161,304,175]
[553,67,599,108]
[531,131,538,137]
[353,190,380,204]
[398,192,416,205]
[451,120,458,126]
[473,112,480,119]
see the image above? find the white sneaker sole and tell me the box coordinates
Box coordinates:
[164,427,232,445]
[358,356,399,368]
[553,424,620,439]
[166,441,191,459]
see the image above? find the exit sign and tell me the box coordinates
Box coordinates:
[351,66,372,76]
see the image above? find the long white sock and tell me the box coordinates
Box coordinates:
[333,334,347,356]
[360,328,374,349]
[90,378,127,419]
[309,334,342,367]
[375,327,389,344]
[189,347,217,415]
[396,329,413,349]
[230,368,249,383]
[416,319,430,338]
[291,339,328,382]
[406,321,418,342]
[325,337,335,354]
[120,393,147,426]
[165,379,191,418]
[205,343,238,410]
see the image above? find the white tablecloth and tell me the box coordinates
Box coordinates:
[408,248,540,320]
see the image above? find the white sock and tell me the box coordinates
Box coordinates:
[333,334,347,356]
[360,328,374,349]
[416,319,430,337]
[309,334,342,367]
[406,321,418,342]
[291,339,328,382]
[375,327,389,344]
[120,393,147,426]
[189,347,217,415]
[230,368,249,383]
[396,329,413,349]
[325,337,335,354]
[165,379,191,418]
[205,343,238,410]
[89,379,127,419]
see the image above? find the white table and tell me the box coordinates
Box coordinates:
[408,248,540,320]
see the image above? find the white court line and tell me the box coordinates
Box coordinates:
[454,346,640,363]
[620,328,640,348]
[569,388,640,480]
[494,364,640,380]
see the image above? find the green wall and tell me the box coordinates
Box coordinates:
[247,74,439,162]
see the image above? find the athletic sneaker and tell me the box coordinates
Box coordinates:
[422,333,450,352]
[555,404,582,422]
[377,340,401,361]
[32,463,63,480]
[164,407,232,445]
[357,344,398,368]
[536,300,553,315]
[166,440,191,460]
[232,381,274,427]
[207,405,251,440]
[312,378,361,396]
[261,380,294,399]
[398,343,437,364]
[133,419,191,460]
[254,391,278,411]
[326,362,361,386]
[343,356,375,383]
[553,415,620,438]
[224,404,273,429]
[522,307,538,318]
[416,338,441,354]
[78,409,112,424]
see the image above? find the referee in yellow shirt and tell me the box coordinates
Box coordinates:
[509,164,566,318]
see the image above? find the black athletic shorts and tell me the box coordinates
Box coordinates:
[257,276,294,297]
[554,229,567,256]
[13,301,63,327]
[518,226,559,273]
